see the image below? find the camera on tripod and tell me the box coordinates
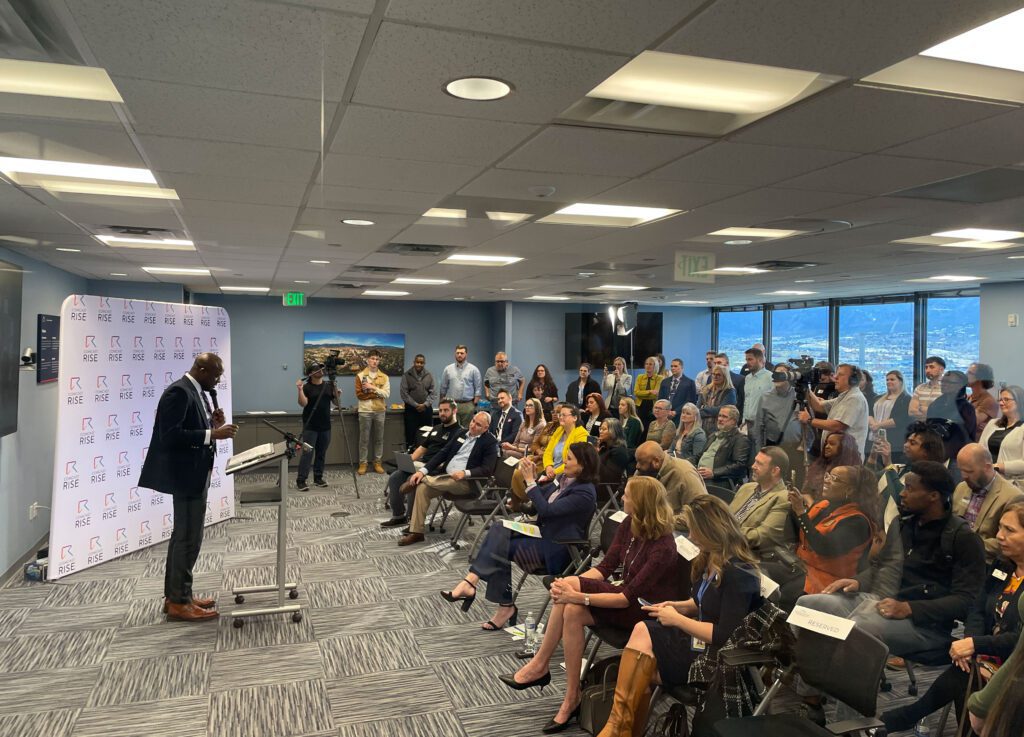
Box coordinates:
[323,349,346,379]
[774,355,823,403]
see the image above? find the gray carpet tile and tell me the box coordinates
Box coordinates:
[44,578,136,607]
[71,695,208,737]
[301,558,380,582]
[308,602,410,639]
[17,602,127,633]
[0,607,29,638]
[227,531,294,552]
[222,564,302,591]
[458,695,590,737]
[143,551,223,577]
[434,652,559,709]
[104,620,219,661]
[297,541,367,564]
[209,678,333,737]
[231,507,279,523]
[415,622,532,662]
[399,593,484,627]
[0,585,50,609]
[293,528,365,546]
[0,708,80,737]
[59,559,150,582]
[374,550,449,577]
[0,666,100,716]
[215,609,317,652]
[326,667,454,725]
[221,548,297,568]
[0,627,116,672]
[132,571,223,599]
[305,577,391,608]
[89,651,210,707]
[209,641,324,691]
[336,710,468,737]
[384,572,467,601]
[288,515,352,532]
[319,628,427,677]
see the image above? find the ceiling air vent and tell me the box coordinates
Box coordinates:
[378,243,449,256]
[345,265,407,274]
[329,282,364,290]
[750,260,820,271]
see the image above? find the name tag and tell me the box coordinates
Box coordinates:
[691,636,706,652]
[675,534,700,561]
[993,569,1009,581]
[420,425,433,432]
[787,605,854,640]
[610,510,628,523]
[503,456,520,467]
[759,572,780,598]
[457,437,466,444]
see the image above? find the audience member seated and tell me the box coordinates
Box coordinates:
[883,501,1024,734]
[953,444,1024,563]
[967,362,998,440]
[669,402,706,465]
[498,477,687,733]
[398,411,498,547]
[489,389,523,447]
[799,362,870,462]
[910,355,946,419]
[635,441,706,531]
[617,397,644,450]
[980,385,1024,488]
[634,356,663,430]
[581,392,610,438]
[876,423,948,524]
[502,397,546,459]
[657,358,697,418]
[597,419,630,490]
[966,591,1024,736]
[801,431,863,501]
[596,495,764,737]
[602,356,633,419]
[440,442,599,632]
[851,461,986,658]
[696,405,750,488]
[645,399,676,449]
[730,447,793,558]
[527,364,559,421]
[565,362,601,409]
[380,399,461,529]
[928,370,977,469]
[697,365,736,435]
[510,404,588,509]
[868,369,912,465]
[785,465,880,608]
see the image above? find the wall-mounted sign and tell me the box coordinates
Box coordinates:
[282,291,306,307]
[673,251,715,284]
[37,314,59,384]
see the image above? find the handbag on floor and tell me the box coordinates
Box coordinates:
[579,655,620,735]
[650,702,689,737]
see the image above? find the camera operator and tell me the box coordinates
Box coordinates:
[798,363,869,460]
[295,361,341,491]
[807,361,838,456]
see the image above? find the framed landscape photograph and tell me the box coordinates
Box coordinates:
[303,331,405,376]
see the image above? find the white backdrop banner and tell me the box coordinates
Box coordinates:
[49,296,235,579]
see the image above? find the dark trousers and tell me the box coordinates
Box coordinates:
[297,428,331,482]
[386,469,413,518]
[469,524,552,606]
[403,404,433,448]
[165,488,208,603]
[883,665,969,730]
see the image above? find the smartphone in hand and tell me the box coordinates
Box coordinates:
[638,597,652,607]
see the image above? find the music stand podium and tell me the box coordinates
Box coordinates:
[224,440,301,627]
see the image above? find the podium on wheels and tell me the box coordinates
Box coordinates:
[224,432,302,628]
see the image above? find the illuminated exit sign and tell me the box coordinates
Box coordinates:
[282,291,306,307]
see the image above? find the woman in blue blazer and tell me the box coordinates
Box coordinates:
[441,441,599,630]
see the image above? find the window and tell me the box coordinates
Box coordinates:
[770,306,829,366]
[927,296,980,372]
[717,310,762,368]
[838,302,914,381]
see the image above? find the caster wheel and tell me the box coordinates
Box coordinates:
[908,685,918,696]
[234,594,245,604]
[880,682,892,693]
[288,589,299,600]
[233,618,244,629]
[292,612,303,623]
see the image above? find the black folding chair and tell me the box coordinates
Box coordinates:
[706,483,736,504]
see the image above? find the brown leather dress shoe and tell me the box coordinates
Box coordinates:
[164,596,216,612]
[399,479,417,495]
[398,532,425,546]
[166,601,219,621]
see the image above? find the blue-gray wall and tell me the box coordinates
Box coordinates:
[980,282,1024,388]
[85,279,184,303]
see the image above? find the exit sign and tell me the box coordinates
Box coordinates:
[282,291,306,307]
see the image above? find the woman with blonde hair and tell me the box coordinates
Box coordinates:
[617,396,644,450]
[698,365,737,435]
[499,476,688,733]
[603,356,633,418]
[670,402,707,464]
[634,356,664,431]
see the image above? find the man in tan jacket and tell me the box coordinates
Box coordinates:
[635,441,706,530]
[953,443,1024,563]
[729,446,793,554]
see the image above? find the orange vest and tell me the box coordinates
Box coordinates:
[796,501,871,594]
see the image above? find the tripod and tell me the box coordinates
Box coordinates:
[325,372,360,498]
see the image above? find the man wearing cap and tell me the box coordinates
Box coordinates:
[295,361,341,491]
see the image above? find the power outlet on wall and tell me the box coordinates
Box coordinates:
[1009,314,1019,328]
[28,502,40,520]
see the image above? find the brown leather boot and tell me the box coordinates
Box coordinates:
[596,648,657,737]
[357,463,368,475]
[373,461,385,474]
[166,601,219,621]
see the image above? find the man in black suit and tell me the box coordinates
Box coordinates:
[658,358,697,418]
[139,353,237,622]
[399,410,498,546]
[490,389,523,447]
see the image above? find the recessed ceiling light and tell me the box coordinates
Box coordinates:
[577,272,596,277]
[0,58,123,102]
[675,299,709,304]
[711,266,770,274]
[221,286,270,292]
[526,295,571,301]
[892,235,1014,250]
[724,239,753,245]
[142,266,211,276]
[440,253,523,266]
[109,273,127,276]
[587,284,649,291]
[293,229,324,239]
[310,259,330,264]
[445,77,512,101]
[363,290,409,296]
[764,290,817,295]
[485,211,531,224]
[392,277,451,285]
[538,203,681,227]
[709,227,804,239]
[0,157,156,183]
[423,208,467,219]
[341,219,375,226]
[906,275,984,283]
[97,235,194,250]
[1008,255,1024,259]
[55,247,80,252]
[932,228,1024,241]
[294,280,310,284]
[920,8,1024,73]
[21,178,179,200]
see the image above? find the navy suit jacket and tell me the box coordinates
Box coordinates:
[490,406,523,445]
[526,478,597,571]
[424,427,499,479]
[139,377,215,498]
[565,378,601,408]
[658,374,698,414]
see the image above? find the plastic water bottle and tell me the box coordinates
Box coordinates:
[914,719,932,737]
[523,611,537,654]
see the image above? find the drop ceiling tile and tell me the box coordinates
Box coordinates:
[322,154,481,194]
[657,0,1024,78]
[309,184,442,214]
[0,184,85,234]
[882,109,1024,166]
[591,178,748,210]
[138,136,319,182]
[115,78,333,150]
[266,0,374,11]
[779,155,983,196]
[391,220,527,248]
[40,196,182,231]
[159,172,307,207]
[352,22,627,124]
[70,0,365,100]
[498,126,711,177]
[458,168,627,202]
[799,197,975,226]
[181,200,297,247]
[0,120,144,168]
[693,187,866,221]
[647,142,858,187]
[732,85,1009,154]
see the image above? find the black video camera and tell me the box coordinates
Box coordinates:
[776,355,822,403]
[323,349,345,378]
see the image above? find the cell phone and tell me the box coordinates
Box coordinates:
[638,597,653,607]
[877,428,887,443]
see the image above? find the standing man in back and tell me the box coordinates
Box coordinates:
[399,354,436,449]
[484,352,524,407]
[658,358,697,419]
[355,349,391,475]
[910,356,946,419]
[439,344,482,428]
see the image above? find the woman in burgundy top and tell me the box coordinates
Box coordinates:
[499,476,687,733]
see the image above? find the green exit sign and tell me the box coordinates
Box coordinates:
[282,291,306,307]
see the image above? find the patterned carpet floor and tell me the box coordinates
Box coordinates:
[0,467,956,737]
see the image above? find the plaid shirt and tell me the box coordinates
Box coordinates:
[963,476,996,529]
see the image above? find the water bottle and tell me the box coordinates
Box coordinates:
[523,611,537,654]
[913,718,932,737]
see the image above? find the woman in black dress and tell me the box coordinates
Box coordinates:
[527,364,559,421]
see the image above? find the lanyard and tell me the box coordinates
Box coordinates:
[696,574,714,620]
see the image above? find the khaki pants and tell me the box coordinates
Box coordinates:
[455,401,476,428]
[408,475,473,534]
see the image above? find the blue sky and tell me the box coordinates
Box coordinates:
[304,332,405,348]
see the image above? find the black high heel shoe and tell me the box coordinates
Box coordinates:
[498,670,550,692]
[440,578,477,612]
[541,704,581,733]
[481,604,517,631]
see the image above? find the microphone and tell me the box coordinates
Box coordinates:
[209,388,219,411]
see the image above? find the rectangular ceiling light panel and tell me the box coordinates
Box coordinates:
[538,203,681,227]
[0,58,123,102]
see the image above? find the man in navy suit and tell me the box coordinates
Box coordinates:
[399,410,498,546]
[658,358,697,418]
[490,389,523,447]
[139,353,237,622]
